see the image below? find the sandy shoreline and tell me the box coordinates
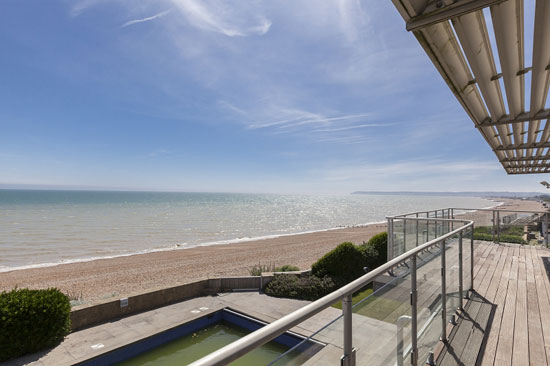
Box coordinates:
[0,198,543,303]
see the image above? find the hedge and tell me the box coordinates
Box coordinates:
[473,232,526,244]
[499,234,527,244]
[0,288,71,361]
[473,232,494,242]
[311,242,367,283]
[264,274,337,301]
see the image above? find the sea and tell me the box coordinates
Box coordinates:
[0,190,497,272]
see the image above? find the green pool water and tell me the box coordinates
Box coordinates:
[118,321,311,366]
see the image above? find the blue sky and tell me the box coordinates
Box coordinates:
[0,0,546,194]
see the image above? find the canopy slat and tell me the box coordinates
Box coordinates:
[490,0,525,153]
[530,0,550,157]
[391,0,550,174]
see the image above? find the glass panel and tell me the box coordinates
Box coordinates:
[497,210,543,245]
[392,219,405,258]
[354,264,413,366]
[455,209,495,242]
[462,227,472,294]
[415,242,444,364]
[444,238,460,324]
[299,262,414,366]
[418,217,429,246]
[266,335,325,366]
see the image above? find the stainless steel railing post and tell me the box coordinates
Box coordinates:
[341,295,356,366]
[458,231,464,309]
[416,213,419,247]
[388,218,394,261]
[411,255,418,366]
[546,213,549,248]
[470,225,474,291]
[396,315,412,366]
[441,239,447,343]
[497,210,500,243]
[492,210,496,243]
[403,218,407,254]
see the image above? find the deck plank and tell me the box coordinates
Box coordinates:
[533,247,550,365]
[494,247,518,365]
[512,247,529,365]
[526,246,548,365]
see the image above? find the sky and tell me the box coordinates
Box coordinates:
[0,0,547,194]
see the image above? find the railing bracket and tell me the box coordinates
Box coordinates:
[426,351,436,365]
[340,348,356,366]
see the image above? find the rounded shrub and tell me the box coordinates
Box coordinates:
[0,288,71,361]
[362,232,388,269]
[264,274,337,301]
[359,243,380,272]
[311,242,367,284]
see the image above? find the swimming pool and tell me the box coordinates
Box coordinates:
[78,308,323,365]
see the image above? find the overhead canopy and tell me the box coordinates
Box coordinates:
[391,0,550,174]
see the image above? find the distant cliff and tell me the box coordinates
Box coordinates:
[351,191,546,198]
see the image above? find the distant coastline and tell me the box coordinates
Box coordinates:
[351,191,544,198]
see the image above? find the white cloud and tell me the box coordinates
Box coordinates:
[171,0,272,37]
[314,123,399,132]
[149,149,169,157]
[248,112,371,130]
[301,158,507,192]
[121,10,171,28]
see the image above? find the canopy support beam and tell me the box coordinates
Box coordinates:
[477,109,550,127]
[406,0,507,32]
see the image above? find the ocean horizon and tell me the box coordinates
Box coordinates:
[0,189,498,272]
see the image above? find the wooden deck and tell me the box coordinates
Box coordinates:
[437,242,550,365]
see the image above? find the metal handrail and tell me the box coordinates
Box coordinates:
[388,207,550,255]
[189,219,474,366]
[450,207,549,214]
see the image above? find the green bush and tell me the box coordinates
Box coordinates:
[248,263,299,276]
[264,274,337,301]
[311,242,367,283]
[274,265,300,272]
[361,232,388,269]
[0,288,71,361]
[359,244,379,272]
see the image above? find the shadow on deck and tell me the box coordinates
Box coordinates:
[436,242,550,366]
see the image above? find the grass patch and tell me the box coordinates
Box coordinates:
[331,286,406,324]
[248,263,300,276]
[332,287,374,310]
